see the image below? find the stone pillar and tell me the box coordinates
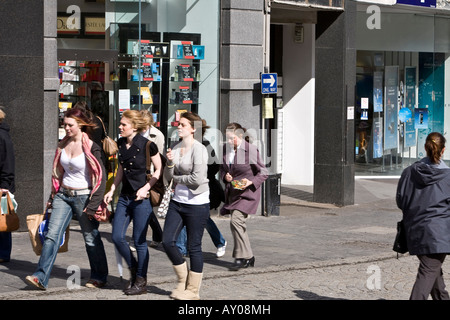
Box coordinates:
[220,0,266,215]
[220,0,265,133]
[313,1,356,206]
[0,0,58,229]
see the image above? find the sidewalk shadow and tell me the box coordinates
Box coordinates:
[0,258,111,291]
[294,290,347,300]
[203,252,235,269]
[147,285,171,297]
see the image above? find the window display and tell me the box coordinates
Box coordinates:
[113,26,204,149]
[58,60,108,140]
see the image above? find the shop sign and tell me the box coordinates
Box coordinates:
[57,16,80,35]
[396,0,436,7]
[84,17,105,36]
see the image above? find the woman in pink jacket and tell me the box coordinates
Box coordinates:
[220,122,268,271]
[26,107,107,290]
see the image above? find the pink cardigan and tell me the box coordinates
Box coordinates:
[50,132,106,214]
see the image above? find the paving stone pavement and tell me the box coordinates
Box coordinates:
[2,178,448,306]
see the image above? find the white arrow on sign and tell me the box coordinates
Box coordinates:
[263,75,276,87]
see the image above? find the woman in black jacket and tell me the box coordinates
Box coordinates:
[396,132,450,300]
[0,107,15,263]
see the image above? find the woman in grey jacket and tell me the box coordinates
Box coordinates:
[162,112,210,300]
[396,132,450,300]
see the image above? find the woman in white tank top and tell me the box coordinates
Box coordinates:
[25,108,108,290]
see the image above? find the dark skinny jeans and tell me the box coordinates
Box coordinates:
[162,200,209,273]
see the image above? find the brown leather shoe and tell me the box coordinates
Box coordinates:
[124,276,147,295]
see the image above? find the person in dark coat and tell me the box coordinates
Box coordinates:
[220,122,268,271]
[0,107,15,263]
[396,132,450,300]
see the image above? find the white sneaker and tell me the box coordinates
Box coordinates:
[216,241,227,258]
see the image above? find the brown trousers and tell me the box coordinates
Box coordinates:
[230,210,253,259]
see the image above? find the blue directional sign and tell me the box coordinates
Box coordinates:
[261,73,277,94]
[397,0,436,7]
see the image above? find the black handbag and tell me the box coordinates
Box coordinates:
[393,220,408,258]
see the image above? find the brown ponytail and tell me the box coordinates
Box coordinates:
[425,132,446,164]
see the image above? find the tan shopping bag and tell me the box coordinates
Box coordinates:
[0,192,20,232]
[26,211,69,256]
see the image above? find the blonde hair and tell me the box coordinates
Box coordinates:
[122,110,148,132]
[0,108,5,123]
[139,109,155,128]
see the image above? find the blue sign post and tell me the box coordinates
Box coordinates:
[261,73,278,94]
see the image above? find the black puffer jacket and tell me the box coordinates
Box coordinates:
[396,157,450,255]
[0,122,15,193]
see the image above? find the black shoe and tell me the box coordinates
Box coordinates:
[244,256,255,268]
[123,267,136,292]
[229,257,255,271]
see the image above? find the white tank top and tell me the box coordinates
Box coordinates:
[60,149,91,189]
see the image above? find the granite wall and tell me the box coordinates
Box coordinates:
[0,0,58,229]
[313,0,356,206]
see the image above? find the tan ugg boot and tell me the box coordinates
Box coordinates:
[170,262,188,299]
[175,271,203,300]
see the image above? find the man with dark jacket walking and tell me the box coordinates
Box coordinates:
[0,107,15,262]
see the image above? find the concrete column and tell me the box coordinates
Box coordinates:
[0,1,58,229]
[220,0,265,133]
[313,1,356,206]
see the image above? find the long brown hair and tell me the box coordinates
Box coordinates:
[64,107,97,136]
[425,132,446,164]
[181,112,210,137]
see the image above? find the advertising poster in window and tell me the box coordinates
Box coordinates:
[404,67,416,147]
[417,53,445,158]
[372,117,383,158]
[419,53,445,133]
[384,66,399,150]
[373,72,383,112]
[415,108,430,159]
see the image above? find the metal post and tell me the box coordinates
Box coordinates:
[138,0,142,110]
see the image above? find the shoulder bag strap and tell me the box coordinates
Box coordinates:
[96,116,108,136]
[145,141,152,182]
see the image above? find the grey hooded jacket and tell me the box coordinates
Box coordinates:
[396,157,450,255]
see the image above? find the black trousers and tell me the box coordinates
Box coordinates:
[149,211,163,242]
[410,253,450,300]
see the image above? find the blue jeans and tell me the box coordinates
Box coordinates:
[112,196,151,278]
[176,217,226,255]
[33,192,109,288]
[162,200,209,273]
[0,232,11,261]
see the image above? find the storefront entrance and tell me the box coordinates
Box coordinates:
[355,4,450,176]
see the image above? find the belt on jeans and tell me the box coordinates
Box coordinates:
[60,187,91,197]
